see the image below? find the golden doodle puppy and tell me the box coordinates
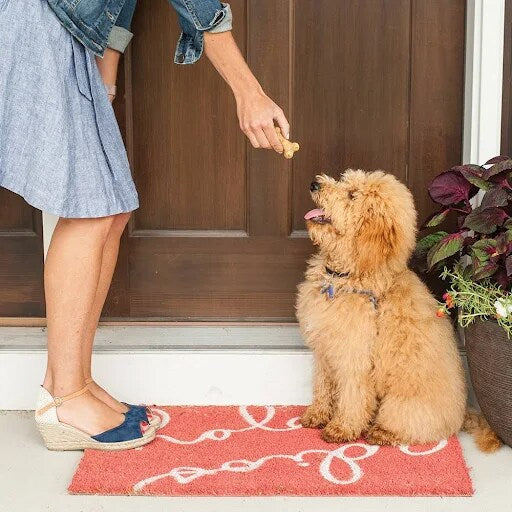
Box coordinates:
[297,170,500,451]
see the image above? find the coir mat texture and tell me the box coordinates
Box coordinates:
[69,406,473,497]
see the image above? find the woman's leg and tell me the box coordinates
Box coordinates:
[81,213,131,412]
[42,216,125,434]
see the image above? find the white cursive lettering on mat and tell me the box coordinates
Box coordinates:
[132,406,447,493]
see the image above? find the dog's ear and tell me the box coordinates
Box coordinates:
[354,203,399,273]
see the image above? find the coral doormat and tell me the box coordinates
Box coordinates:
[69,406,473,497]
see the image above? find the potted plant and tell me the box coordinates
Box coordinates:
[416,155,512,447]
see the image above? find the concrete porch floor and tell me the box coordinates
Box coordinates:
[1,411,511,512]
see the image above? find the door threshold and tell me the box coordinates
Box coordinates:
[0,325,305,351]
[0,318,298,327]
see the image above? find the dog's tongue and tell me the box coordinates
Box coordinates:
[304,208,325,220]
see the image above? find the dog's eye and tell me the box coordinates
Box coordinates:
[348,190,356,200]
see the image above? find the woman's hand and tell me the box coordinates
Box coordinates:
[235,88,290,153]
[203,31,291,155]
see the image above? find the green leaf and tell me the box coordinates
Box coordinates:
[471,239,497,261]
[461,264,474,280]
[464,174,492,190]
[423,209,450,228]
[416,231,448,258]
[427,232,464,270]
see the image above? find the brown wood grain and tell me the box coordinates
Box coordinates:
[293,0,411,232]
[408,0,466,225]
[101,0,467,321]
[0,191,44,317]
[130,0,247,231]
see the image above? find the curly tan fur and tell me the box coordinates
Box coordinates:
[297,170,500,451]
[463,408,501,453]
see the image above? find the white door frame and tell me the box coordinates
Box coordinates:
[463,0,505,164]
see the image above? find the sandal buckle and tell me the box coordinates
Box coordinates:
[54,397,63,407]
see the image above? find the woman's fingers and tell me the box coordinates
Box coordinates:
[252,127,272,149]
[245,129,260,148]
[274,109,290,140]
[237,93,290,151]
[263,124,284,153]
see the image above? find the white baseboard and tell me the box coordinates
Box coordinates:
[0,349,313,410]
[0,325,473,411]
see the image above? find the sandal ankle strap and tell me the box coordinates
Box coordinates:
[36,385,89,416]
[84,377,93,385]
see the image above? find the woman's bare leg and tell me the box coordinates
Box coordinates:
[42,216,125,435]
[81,213,131,413]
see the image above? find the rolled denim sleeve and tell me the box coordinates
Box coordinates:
[108,0,137,53]
[168,0,232,65]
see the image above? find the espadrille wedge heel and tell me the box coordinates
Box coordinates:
[35,386,156,451]
[84,377,162,430]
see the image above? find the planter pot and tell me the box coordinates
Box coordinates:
[465,320,512,447]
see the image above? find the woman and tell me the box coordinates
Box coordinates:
[0,0,289,450]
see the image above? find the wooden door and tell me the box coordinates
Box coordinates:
[105,0,466,321]
[0,190,44,317]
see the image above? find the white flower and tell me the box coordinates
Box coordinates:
[494,299,512,318]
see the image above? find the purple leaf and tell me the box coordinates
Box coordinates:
[496,232,509,254]
[462,207,508,234]
[427,232,464,269]
[506,255,512,276]
[428,171,472,205]
[451,164,485,176]
[480,187,509,209]
[488,174,512,190]
[482,159,512,179]
[485,155,511,165]
[473,261,498,280]
[496,269,511,289]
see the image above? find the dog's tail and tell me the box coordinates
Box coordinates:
[462,407,501,453]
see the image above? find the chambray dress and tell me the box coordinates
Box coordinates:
[0,0,139,218]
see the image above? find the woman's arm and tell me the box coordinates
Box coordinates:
[95,0,138,102]
[204,31,289,153]
[95,49,121,103]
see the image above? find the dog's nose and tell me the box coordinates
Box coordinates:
[310,181,321,192]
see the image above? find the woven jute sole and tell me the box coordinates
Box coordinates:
[37,422,156,451]
[150,416,161,429]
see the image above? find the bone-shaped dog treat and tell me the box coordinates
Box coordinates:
[275,127,300,159]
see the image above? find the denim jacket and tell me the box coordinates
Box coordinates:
[47,0,232,64]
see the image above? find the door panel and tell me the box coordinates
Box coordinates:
[0,190,44,317]
[104,0,466,321]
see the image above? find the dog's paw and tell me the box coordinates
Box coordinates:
[300,406,331,429]
[321,421,360,444]
[365,425,401,446]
